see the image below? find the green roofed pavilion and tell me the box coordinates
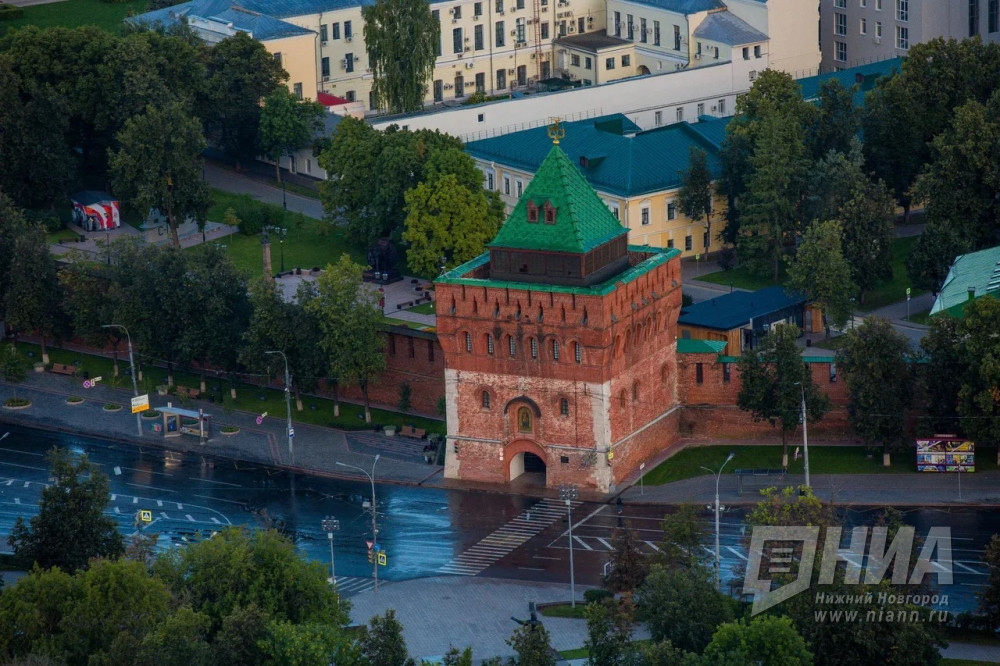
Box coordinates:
[489,144,627,254]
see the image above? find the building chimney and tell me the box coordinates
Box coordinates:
[968,286,976,301]
[855,72,865,84]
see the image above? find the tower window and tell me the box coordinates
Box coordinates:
[544,202,556,224]
[465,332,472,352]
[487,334,494,355]
[552,339,559,361]
[509,335,516,357]
[632,381,639,402]
[560,398,569,416]
[482,391,491,409]
[574,342,582,363]
[530,338,538,359]
[527,201,539,222]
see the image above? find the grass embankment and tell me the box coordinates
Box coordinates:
[697,237,925,312]
[14,342,444,435]
[405,301,436,315]
[204,189,365,278]
[641,444,998,485]
[1,0,146,33]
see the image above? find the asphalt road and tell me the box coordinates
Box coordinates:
[1,424,994,612]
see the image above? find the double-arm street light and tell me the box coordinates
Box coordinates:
[264,350,293,466]
[336,455,381,592]
[102,324,141,437]
[559,484,579,607]
[701,451,735,593]
[321,515,340,585]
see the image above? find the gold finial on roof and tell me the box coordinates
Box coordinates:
[547,117,565,145]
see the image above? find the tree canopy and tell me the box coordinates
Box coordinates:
[364,0,439,114]
[786,219,856,330]
[258,86,325,183]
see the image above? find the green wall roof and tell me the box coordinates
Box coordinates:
[489,145,628,253]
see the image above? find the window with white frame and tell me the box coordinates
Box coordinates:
[860,0,866,6]
[697,102,704,116]
[667,201,677,220]
[516,179,523,197]
[641,206,650,225]
[835,41,847,61]
[835,12,847,35]
[860,17,867,33]
[876,21,882,37]
[684,235,692,251]
[718,98,726,114]
[487,171,495,190]
[503,176,510,195]
[896,25,908,48]
[654,110,662,126]
[876,0,882,10]
[834,0,845,7]
[676,107,684,122]
[608,201,620,219]
[896,0,907,21]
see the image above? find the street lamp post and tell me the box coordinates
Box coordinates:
[559,484,579,607]
[321,516,340,584]
[336,455,381,592]
[700,452,735,593]
[102,324,141,437]
[794,382,811,489]
[265,350,293,466]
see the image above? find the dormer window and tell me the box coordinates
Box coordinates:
[544,202,556,224]
[527,200,539,223]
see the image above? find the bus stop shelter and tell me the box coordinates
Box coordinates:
[159,406,212,441]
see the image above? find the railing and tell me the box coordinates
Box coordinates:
[459,107,604,143]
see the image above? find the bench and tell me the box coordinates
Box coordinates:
[175,386,201,399]
[399,425,426,439]
[49,363,76,376]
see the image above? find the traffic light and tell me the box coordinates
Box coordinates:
[367,549,374,564]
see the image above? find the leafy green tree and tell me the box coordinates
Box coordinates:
[736,324,830,466]
[980,534,1000,631]
[838,174,894,306]
[131,606,212,666]
[318,117,383,240]
[9,448,124,573]
[259,620,359,666]
[506,622,555,666]
[0,63,74,209]
[441,646,474,665]
[906,219,971,294]
[736,113,810,280]
[638,640,689,666]
[701,616,811,666]
[0,197,28,316]
[403,172,501,277]
[746,485,837,529]
[635,564,732,654]
[677,147,715,250]
[309,255,386,422]
[915,94,1000,253]
[210,604,270,665]
[657,505,707,570]
[861,78,923,223]
[918,316,963,433]
[258,86,325,183]
[203,32,287,167]
[0,565,76,659]
[58,264,127,376]
[787,220,856,330]
[836,317,913,461]
[1,344,29,401]
[108,101,210,249]
[152,527,349,633]
[4,223,64,363]
[603,522,649,595]
[807,78,860,159]
[360,609,413,666]
[955,296,1000,446]
[364,0,439,113]
[803,140,864,224]
[584,598,638,666]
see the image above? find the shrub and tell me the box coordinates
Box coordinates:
[681,293,694,307]
[24,209,63,234]
[584,588,614,604]
[717,246,736,271]
[231,195,284,235]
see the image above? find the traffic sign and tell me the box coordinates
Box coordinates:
[256,411,268,425]
[366,540,374,550]
[288,427,294,438]
[139,510,153,523]
[130,394,150,414]
[607,450,614,461]
[377,552,387,566]
[83,380,91,389]
[93,376,102,384]
[906,287,911,295]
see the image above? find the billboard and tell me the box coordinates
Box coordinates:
[916,437,975,472]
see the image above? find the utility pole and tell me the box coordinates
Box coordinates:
[797,382,811,489]
[265,350,293,466]
[321,516,340,584]
[337,455,381,591]
[559,484,578,607]
[102,324,141,437]
[701,452,735,592]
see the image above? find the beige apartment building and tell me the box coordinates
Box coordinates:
[819,0,1000,73]
[135,0,820,113]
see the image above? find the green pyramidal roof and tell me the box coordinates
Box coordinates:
[488,144,628,254]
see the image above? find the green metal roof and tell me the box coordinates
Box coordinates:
[676,339,727,354]
[930,245,1000,316]
[489,144,628,253]
[797,58,902,107]
[467,114,726,198]
[436,245,680,295]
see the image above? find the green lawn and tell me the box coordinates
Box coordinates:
[941,660,997,665]
[907,308,933,325]
[204,190,364,277]
[14,342,445,435]
[811,334,848,352]
[641,444,998,485]
[859,236,924,311]
[559,647,590,659]
[45,227,82,244]
[697,264,785,291]
[405,301,436,315]
[1,0,146,33]
[539,604,587,619]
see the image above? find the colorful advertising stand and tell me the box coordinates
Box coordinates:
[916,437,975,472]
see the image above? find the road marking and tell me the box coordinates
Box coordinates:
[14,497,20,504]
[517,567,546,571]
[534,555,561,560]
[953,561,985,575]
[114,507,120,514]
[4,480,12,486]
[190,478,241,487]
[177,503,184,510]
[23,481,29,488]
[573,536,593,550]
[211,517,221,524]
[160,512,170,519]
[157,500,163,507]
[726,546,748,561]
[644,541,662,552]
[437,498,582,577]
[133,497,138,504]
[111,494,116,501]
[186,514,195,522]
[597,537,612,549]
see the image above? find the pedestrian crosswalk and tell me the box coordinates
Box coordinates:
[437,497,581,576]
[333,575,384,597]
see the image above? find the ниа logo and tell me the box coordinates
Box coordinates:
[743,526,953,615]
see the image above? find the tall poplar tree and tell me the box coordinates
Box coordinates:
[364,0,439,113]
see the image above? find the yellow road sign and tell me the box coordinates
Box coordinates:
[139,510,153,523]
[377,552,387,566]
[131,394,150,414]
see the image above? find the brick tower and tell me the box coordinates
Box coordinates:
[435,135,683,492]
